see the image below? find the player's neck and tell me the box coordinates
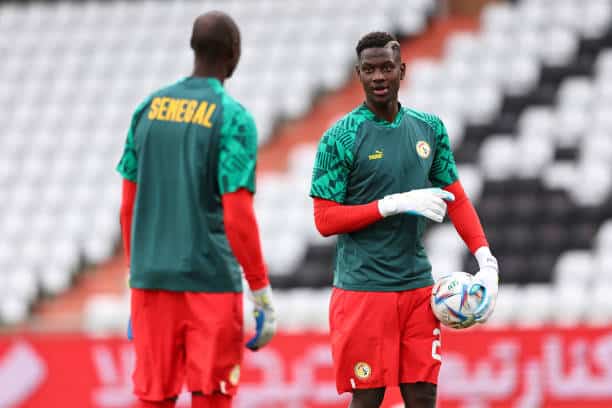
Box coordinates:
[192,60,227,84]
[365,100,399,123]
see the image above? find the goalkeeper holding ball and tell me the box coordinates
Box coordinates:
[310,32,499,408]
[117,11,276,408]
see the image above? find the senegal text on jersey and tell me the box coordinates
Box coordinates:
[148,97,217,127]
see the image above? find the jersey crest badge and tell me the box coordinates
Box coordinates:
[368,149,384,160]
[354,362,371,379]
[416,141,431,159]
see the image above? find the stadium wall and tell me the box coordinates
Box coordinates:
[2,327,612,408]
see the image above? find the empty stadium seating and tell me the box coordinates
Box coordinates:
[3,0,612,330]
[253,0,612,327]
[0,0,437,326]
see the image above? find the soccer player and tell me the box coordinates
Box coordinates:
[310,32,499,408]
[116,11,276,408]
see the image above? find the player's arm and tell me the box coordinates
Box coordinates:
[313,189,455,237]
[218,105,275,351]
[120,179,137,264]
[116,98,150,341]
[119,178,136,342]
[116,97,153,265]
[313,198,381,237]
[116,101,146,266]
[429,116,499,324]
[311,126,453,237]
[218,107,269,291]
[222,189,268,291]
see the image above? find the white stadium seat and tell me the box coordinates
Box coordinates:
[586,284,612,325]
[0,296,29,325]
[481,3,517,34]
[596,220,612,253]
[514,135,555,178]
[479,135,517,181]
[514,284,555,327]
[568,161,612,206]
[581,0,612,39]
[558,77,595,110]
[553,250,595,290]
[486,284,519,326]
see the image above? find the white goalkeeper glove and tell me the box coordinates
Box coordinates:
[473,246,499,324]
[246,285,277,351]
[378,188,455,223]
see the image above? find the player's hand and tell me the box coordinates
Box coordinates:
[473,247,499,324]
[447,281,489,329]
[378,188,455,223]
[449,316,477,329]
[246,285,277,351]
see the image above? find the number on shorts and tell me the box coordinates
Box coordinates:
[431,328,441,361]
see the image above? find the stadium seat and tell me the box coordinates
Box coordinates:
[502,53,541,96]
[486,284,518,326]
[480,3,516,35]
[553,250,595,290]
[478,135,517,180]
[581,0,612,39]
[540,27,579,67]
[553,285,589,327]
[596,220,612,253]
[585,284,612,325]
[514,135,555,178]
[557,77,594,109]
[567,162,612,206]
[0,295,29,325]
[595,253,612,284]
[514,284,554,327]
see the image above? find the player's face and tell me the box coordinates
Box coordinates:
[356,48,405,107]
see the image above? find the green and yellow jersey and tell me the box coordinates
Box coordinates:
[310,104,459,291]
[117,77,257,292]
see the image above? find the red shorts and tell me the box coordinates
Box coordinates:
[329,286,441,394]
[130,289,243,401]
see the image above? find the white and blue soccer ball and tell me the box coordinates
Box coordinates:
[431,272,486,328]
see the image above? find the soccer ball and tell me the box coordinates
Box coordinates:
[431,272,485,328]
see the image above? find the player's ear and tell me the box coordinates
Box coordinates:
[355,63,361,77]
[399,62,406,80]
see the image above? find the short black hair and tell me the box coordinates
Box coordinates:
[190,12,240,60]
[355,31,400,58]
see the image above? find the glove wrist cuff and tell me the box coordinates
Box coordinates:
[378,195,397,217]
[475,246,498,271]
[252,285,274,309]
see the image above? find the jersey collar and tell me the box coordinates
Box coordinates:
[183,76,224,92]
[359,103,405,128]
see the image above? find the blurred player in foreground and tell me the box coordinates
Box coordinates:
[117,11,276,408]
[310,32,499,408]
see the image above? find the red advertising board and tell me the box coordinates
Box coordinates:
[1,327,612,407]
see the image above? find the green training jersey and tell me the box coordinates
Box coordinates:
[117,77,257,292]
[310,104,459,291]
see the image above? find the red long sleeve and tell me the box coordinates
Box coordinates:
[222,189,269,291]
[313,197,383,237]
[120,179,137,265]
[444,180,489,254]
